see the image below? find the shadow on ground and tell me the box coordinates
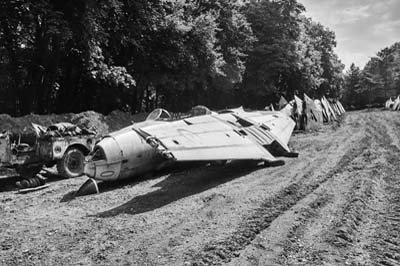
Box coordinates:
[60,169,166,203]
[0,168,67,193]
[0,175,20,192]
[94,161,266,218]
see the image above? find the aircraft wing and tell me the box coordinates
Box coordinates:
[138,115,278,163]
[322,97,337,121]
[294,96,304,116]
[226,111,295,146]
[337,100,346,113]
[304,94,323,124]
[216,110,296,157]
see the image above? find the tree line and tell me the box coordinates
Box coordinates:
[343,42,400,109]
[0,0,344,116]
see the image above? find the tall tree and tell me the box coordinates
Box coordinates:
[241,0,305,108]
[292,17,324,97]
[307,22,344,98]
[343,63,361,109]
[0,0,348,115]
[353,42,400,108]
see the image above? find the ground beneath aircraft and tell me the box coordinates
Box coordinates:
[1,110,400,266]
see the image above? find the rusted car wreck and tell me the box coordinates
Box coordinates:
[0,123,96,188]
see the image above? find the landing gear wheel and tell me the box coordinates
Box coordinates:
[57,148,85,178]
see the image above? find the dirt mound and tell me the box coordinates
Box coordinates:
[0,110,144,136]
[105,110,148,133]
[71,111,108,136]
[0,113,72,134]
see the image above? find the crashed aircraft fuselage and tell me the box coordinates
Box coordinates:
[83,127,164,182]
[79,108,297,195]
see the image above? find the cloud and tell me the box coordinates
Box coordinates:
[340,5,371,23]
[372,19,400,35]
[299,0,400,69]
[335,48,369,69]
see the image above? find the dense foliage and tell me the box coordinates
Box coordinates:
[343,42,400,109]
[0,0,344,115]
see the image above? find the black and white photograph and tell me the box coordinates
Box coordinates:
[0,0,399,265]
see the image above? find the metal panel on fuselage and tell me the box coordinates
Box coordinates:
[108,129,160,180]
[90,137,122,181]
[227,111,295,146]
[140,115,277,162]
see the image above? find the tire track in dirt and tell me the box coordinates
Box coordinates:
[301,113,393,266]
[371,177,400,266]
[152,118,359,265]
[330,113,400,266]
[322,175,377,265]
[281,112,400,266]
[275,174,375,266]
[271,120,374,266]
[365,114,400,266]
[188,133,369,266]
[154,121,358,265]
[274,191,334,266]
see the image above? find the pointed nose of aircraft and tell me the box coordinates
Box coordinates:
[82,137,123,181]
[76,178,99,196]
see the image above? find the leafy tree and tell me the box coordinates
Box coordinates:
[307,21,344,98]
[241,0,305,108]
[0,0,348,115]
[377,42,400,97]
[353,42,400,108]
[0,0,136,114]
[292,17,324,97]
[343,63,362,109]
[360,57,385,107]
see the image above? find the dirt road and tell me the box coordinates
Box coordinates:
[1,110,400,266]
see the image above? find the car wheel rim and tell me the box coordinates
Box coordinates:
[66,151,83,174]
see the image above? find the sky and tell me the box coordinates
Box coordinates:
[299,0,400,70]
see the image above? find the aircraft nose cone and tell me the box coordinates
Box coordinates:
[76,178,99,196]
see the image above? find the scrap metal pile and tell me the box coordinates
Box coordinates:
[0,100,346,195]
[385,97,400,110]
[32,122,96,138]
[78,100,345,196]
[278,94,346,131]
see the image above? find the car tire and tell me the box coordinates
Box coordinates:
[57,147,85,178]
